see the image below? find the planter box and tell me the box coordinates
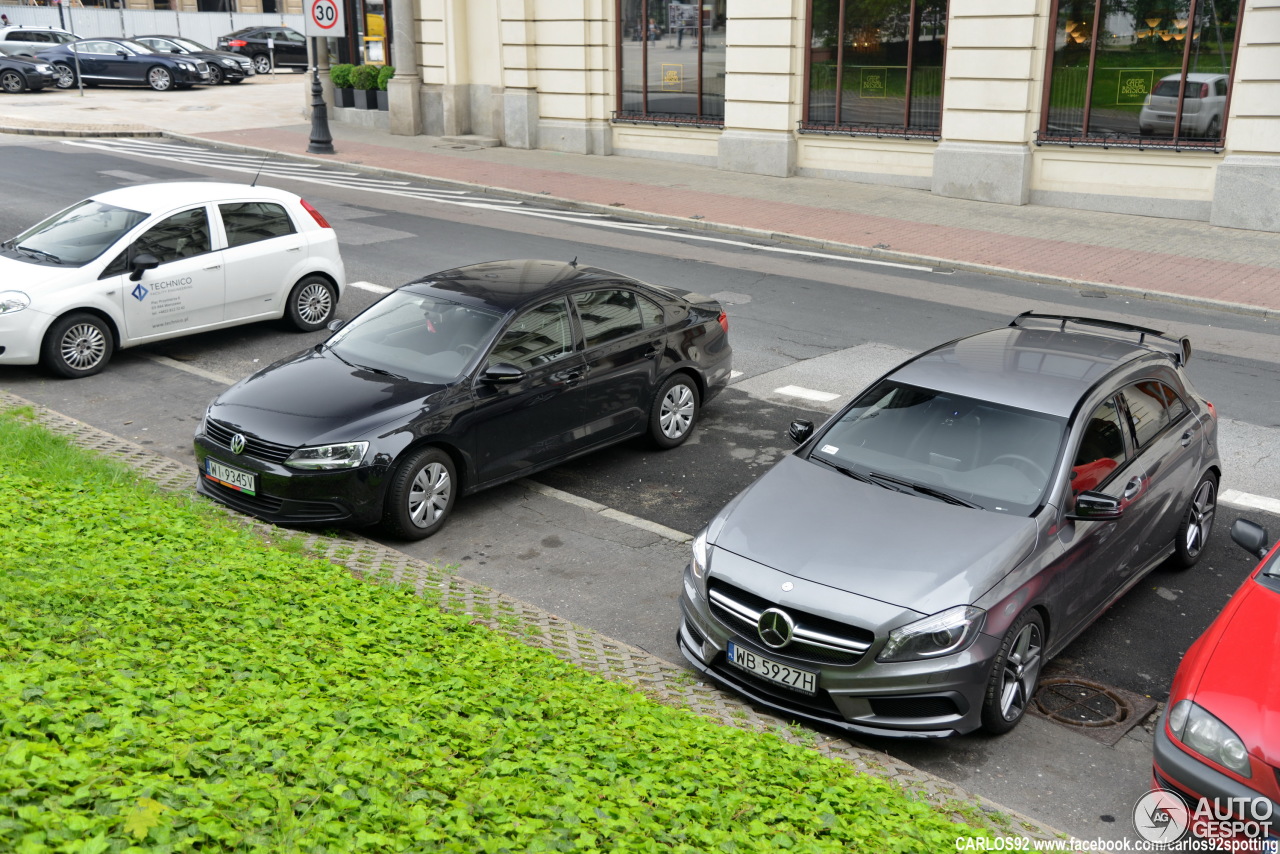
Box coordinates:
[334,87,355,109]
[376,89,388,111]
[352,89,378,110]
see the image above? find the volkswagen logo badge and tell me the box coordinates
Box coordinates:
[230,433,246,455]
[757,608,795,650]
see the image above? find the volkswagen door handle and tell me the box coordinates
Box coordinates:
[643,343,661,359]
[203,264,222,271]
[1180,429,1195,447]
[286,246,302,252]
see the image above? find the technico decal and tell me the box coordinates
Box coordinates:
[131,283,149,301]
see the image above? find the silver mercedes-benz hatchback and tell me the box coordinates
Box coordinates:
[679,313,1220,738]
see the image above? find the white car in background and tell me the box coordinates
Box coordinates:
[1139,72,1228,139]
[0,182,346,378]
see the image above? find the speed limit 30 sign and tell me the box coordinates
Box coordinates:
[304,0,344,37]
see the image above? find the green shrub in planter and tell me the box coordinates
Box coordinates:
[329,62,355,108]
[350,64,379,109]
[375,65,394,110]
[329,62,354,89]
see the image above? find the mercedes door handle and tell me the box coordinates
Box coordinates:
[1123,476,1145,500]
[643,343,661,360]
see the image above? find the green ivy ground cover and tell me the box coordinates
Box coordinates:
[0,408,991,852]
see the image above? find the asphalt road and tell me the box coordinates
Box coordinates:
[3,134,1280,843]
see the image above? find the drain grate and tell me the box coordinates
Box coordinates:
[1029,676,1157,745]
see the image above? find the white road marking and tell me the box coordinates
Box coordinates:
[520,481,692,543]
[349,281,392,294]
[138,353,236,386]
[773,385,841,403]
[63,138,943,271]
[1220,489,1280,515]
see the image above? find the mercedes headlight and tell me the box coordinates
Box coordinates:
[0,291,31,315]
[1167,700,1251,776]
[690,528,709,580]
[878,605,986,663]
[285,442,368,470]
[221,58,236,66]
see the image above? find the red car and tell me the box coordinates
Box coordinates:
[1152,519,1280,847]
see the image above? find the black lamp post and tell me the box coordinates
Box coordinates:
[307,37,335,155]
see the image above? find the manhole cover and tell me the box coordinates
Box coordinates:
[1029,675,1158,746]
[1035,678,1128,727]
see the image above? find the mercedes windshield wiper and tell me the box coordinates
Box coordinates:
[815,457,879,487]
[865,470,981,509]
[17,245,63,264]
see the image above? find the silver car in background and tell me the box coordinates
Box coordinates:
[679,314,1220,738]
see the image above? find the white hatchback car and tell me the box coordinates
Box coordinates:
[1138,72,1228,139]
[0,182,346,378]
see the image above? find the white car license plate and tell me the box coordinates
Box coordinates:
[205,458,257,496]
[727,641,816,695]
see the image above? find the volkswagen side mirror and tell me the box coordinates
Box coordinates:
[481,363,525,384]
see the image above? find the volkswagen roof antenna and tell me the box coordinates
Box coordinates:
[570,256,578,268]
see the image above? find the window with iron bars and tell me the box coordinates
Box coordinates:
[615,0,725,127]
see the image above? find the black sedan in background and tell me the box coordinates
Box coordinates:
[39,38,209,90]
[0,43,57,92]
[194,260,733,540]
[216,26,307,73]
[132,35,253,84]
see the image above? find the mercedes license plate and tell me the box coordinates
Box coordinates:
[205,458,257,496]
[727,641,816,694]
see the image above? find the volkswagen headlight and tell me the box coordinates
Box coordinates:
[878,605,986,663]
[285,442,368,470]
[221,58,237,66]
[0,291,31,315]
[1167,700,1251,776]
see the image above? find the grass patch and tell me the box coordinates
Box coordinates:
[0,409,991,852]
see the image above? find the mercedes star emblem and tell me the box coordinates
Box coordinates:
[757,608,796,649]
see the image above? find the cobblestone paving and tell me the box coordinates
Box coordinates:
[3,390,1075,847]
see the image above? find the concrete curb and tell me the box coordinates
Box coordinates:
[1,389,1080,849]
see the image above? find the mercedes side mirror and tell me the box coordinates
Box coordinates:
[128,252,160,281]
[1230,519,1271,560]
[788,419,814,445]
[326,318,346,332]
[481,363,525,384]
[1067,491,1122,521]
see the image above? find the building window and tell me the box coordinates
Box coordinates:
[1038,0,1246,150]
[615,0,725,127]
[802,0,948,139]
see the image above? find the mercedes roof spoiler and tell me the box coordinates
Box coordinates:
[1009,311,1193,366]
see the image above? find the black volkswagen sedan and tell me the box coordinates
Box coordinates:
[132,35,253,84]
[40,38,209,90]
[194,260,732,539]
[0,43,57,93]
